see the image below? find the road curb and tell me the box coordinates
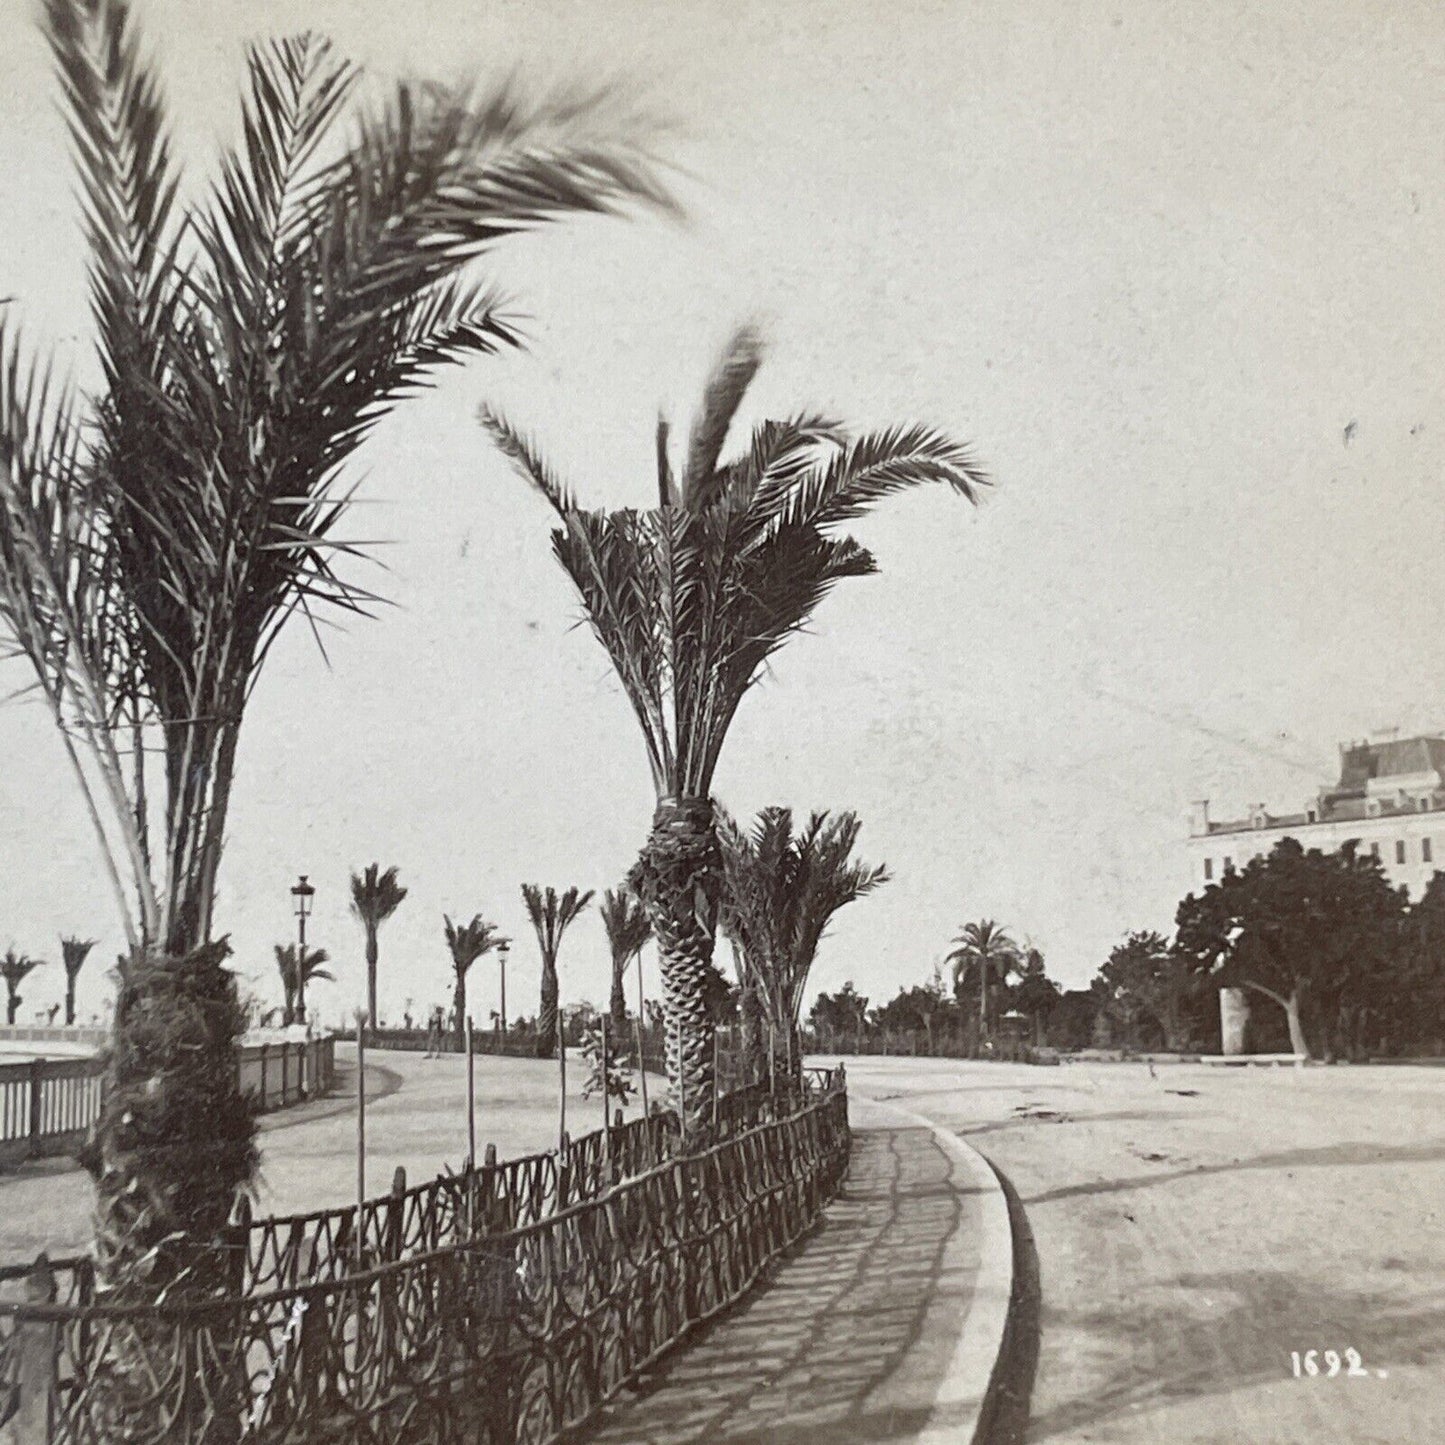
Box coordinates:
[853,1094,1017,1445]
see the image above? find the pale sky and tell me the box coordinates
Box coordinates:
[1,0,1443,1029]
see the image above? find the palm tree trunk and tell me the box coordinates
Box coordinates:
[6,989,17,1026]
[631,798,721,1143]
[537,961,558,1059]
[65,972,78,1026]
[366,924,380,1031]
[609,957,628,1033]
[85,938,256,1435]
[453,970,467,1053]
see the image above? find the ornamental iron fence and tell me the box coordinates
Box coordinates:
[0,1068,848,1443]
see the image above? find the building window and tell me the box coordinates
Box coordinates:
[1370,842,1381,858]
[1424,838,1433,864]
[1307,809,1318,823]
[1395,839,1406,865]
[1223,856,1232,871]
[1204,858,1213,880]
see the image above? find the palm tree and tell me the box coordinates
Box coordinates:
[0,949,44,1026]
[444,915,508,1051]
[522,885,595,1058]
[600,886,651,1031]
[948,920,1020,1042]
[483,330,986,1137]
[273,944,333,1027]
[719,808,889,1083]
[60,935,98,1025]
[0,0,670,1320]
[350,864,408,1030]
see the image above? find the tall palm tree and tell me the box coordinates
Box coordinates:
[273,944,333,1027]
[444,915,508,1051]
[522,885,595,1058]
[947,920,1020,1041]
[0,0,670,1321]
[350,863,408,1030]
[0,949,44,1026]
[600,886,651,1031]
[60,934,98,1025]
[483,330,986,1137]
[719,808,889,1082]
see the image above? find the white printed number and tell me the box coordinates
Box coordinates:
[1290,1349,1380,1379]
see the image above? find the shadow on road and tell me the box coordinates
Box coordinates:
[590,1125,969,1444]
[1026,1136,1445,1206]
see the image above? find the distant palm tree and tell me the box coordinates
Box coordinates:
[60,935,97,1026]
[948,920,1020,1040]
[350,864,408,1030]
[444,916,508,1051]
[522,885,595,1058]
[600,887,651,1031]
[719,808,889,1081]
[484,330,986,1137]
[0,0,672,1326]
[274,944,333,1027]
[1,950,45,1026]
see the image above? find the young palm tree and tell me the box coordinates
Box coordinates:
[60,934,98,1025]
[522,885,595,1058]
[0,0,670,1318]
[350,864,408,1030]
[444,915,508,1051]
[273,944,333,1027]
[0,949,44,1026]
[483,330,986,1136]
[947,919,1020,1041]
[719,808,889,1083]
[600,886,651,1031]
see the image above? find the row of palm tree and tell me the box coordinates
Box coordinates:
[0,2,986,1374]
[0,936,99,1026]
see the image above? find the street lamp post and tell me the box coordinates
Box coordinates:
[291,875,315,1026]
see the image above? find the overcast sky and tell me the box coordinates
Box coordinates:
[2,0,1443,1028]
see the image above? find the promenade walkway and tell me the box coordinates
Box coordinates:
[588,1096,1010,1445]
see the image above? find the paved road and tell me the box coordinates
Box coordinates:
[840,1056,1444,1445]
[0,1047,662,1261]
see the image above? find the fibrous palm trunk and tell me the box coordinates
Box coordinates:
[537,963,558,1059]
[84,940,255,1437]
[366,924,379,1031]
[609,960,628,1034]
[65,973,79,1026]
[5,992,17,1026]
[630,798,721,1142]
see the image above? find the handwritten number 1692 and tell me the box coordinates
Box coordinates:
[1290,1349,1369,1378]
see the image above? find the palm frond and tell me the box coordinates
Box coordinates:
[682,325,763,512]
[522,883,595,965]
[350,863,407,924]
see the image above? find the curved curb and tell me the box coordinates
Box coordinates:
[852,1094,1016,1445]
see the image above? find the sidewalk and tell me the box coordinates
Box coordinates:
[587,1095,1014,1445]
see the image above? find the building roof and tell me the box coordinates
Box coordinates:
[1337,736,1445,788]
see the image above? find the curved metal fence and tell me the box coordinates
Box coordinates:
[0,1069,849,1443]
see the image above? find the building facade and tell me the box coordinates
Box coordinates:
[1186,735,1445,1052]
[1186,735,1445,900]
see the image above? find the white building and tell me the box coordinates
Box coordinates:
[1186,734,1445,1053]
[1186,734,1445,900]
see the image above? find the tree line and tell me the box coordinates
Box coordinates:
[810,837,1445,1061]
